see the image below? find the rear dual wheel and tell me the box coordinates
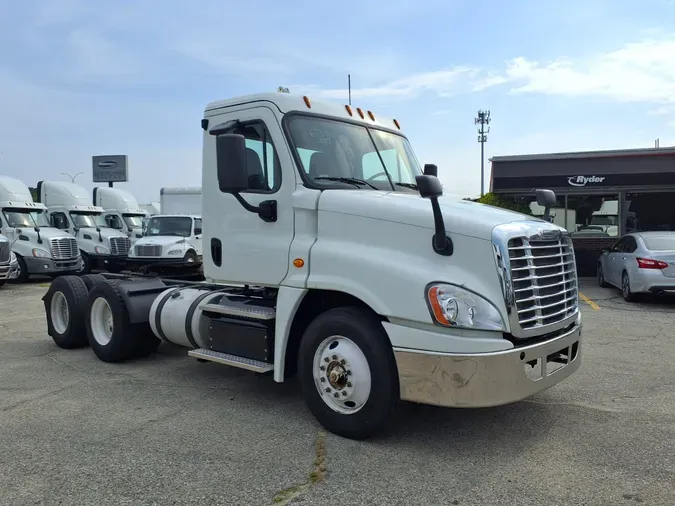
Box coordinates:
[85,279,161,362]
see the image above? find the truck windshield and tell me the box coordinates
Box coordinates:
[123,214,145,229]
[70,212,107,229]
[145,216,193,237]
[285,115,421,192]
[2,208,50,228]
[590,215,618,226]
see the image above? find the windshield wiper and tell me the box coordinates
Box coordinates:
[313,176,379,190]
[394,182,418,190]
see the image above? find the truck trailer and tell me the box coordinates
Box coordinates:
[41,93,583,439]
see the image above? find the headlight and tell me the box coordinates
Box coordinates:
[167,249,183,255]
[32,248,51,258]
[425,283,505,331]
[95,246,110,254]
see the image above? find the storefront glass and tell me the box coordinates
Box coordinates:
[567,194,621,238]
[626,192,675,232]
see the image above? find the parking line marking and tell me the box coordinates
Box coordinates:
[579,292,600,310]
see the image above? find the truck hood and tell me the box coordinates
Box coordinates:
[136,236,190,247]
[76,228,127,240]
[318,190,545,240]
[18,227,74,243]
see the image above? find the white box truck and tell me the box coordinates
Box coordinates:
[41,93,583,440]
[160,187,201,215]
[0,176,81,282]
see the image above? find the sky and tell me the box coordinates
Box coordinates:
[1,0,675,202]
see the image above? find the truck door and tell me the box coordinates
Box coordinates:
[204,105,296,286]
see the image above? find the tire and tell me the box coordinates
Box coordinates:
[597,263,609,287]
[184,250,198,265]
[42,276,89,349]
[621,271,636,302]
[80,273,107,291]
[298,306,399,440]
[85,279,156,362]
[10,255,29,283]
[77,253,91,275]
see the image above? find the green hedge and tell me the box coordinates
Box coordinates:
[464,193,532,215]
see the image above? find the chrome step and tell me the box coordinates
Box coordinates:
[200,302,276,320]
[188,348,274,373]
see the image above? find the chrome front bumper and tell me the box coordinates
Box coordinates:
[393,323,582,408]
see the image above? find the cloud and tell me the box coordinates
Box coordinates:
[292,35,675,106]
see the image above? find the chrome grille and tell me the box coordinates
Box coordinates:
[110,237,131,256]
[135,245,162,257]
[0,241,9,263]
[508,235,578,332]
[50,237,79,260]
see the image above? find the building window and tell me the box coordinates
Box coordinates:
[567,194,620,238]
[626,192,675,232]
[510,194,565,226]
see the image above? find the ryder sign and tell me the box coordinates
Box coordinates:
[567,175,605,187]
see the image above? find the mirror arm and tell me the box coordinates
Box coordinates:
[430,197,453,256]
[232,193,277,223]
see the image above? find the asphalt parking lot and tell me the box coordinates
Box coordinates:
[1,279,674,506]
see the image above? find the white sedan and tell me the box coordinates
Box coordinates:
[597,232,675,302]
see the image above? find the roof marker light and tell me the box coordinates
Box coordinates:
[367,110,375,121]
[393,119,401,130]
[356,107,365,119]
[303,96,312,108]
[345,105,353,116]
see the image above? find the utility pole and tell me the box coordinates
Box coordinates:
[348,74,352,106]
[474,110,491,197]
[61,172,83,183]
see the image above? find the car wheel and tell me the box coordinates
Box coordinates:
[621,271,636,302]
[597,264,609,287]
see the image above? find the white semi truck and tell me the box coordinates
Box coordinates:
[92,186,149,244]
[0,233,19,287]
[0,176,81,282]
[127,187,203,275]
[41,93,583,440]
[38,181,132,274]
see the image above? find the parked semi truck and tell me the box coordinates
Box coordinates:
[0,233,19,286]
[41,93,583,439]
[93,186,149,244]
[37,181,132,274]
[0,176,81,282]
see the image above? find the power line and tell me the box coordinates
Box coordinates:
[474,110,491,197]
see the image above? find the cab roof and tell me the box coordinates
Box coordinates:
[204,93,404,134]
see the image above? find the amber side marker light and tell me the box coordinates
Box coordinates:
[345,105,353,116]
[303,96,312,108]
[293,258,305,268]
[356,107,365,119]
[367,110,375,121]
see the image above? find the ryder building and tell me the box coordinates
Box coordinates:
[490,147,675,275]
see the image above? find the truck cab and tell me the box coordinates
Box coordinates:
[0,233,19,286]
[127,214,203,272]
[38,181,132,274]
[0,176,81,282]
[92,187,149,245]
[44,93,583,440]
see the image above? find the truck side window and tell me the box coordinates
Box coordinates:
[105,214,123,230]
[51,213,69,230]
[234,122,281,194]
[194,218,202,235]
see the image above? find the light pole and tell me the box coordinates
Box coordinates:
[475,110,491,197]
[61,172,83,183]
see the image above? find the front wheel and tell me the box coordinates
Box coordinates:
[298,306,399,440]
[77,253,91,275]
[10,255,29,283]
